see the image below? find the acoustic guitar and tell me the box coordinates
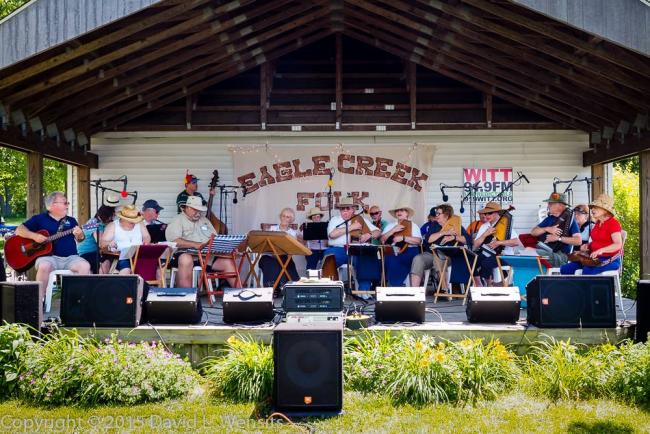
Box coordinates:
[206,169,228,235]
[4,221,98,272]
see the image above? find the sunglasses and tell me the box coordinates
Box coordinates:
[370,211,381,216]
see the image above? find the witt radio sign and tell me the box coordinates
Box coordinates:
[463,167,513,205]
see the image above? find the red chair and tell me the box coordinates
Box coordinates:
[198,234,243,306]
[130,244,172,287]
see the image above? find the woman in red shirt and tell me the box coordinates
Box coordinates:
[560,194,623,275]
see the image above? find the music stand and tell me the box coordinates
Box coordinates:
[302,222,328,241]
[431,244,477,304]
[245,230,312,289]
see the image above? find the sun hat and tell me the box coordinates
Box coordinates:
[589,193,616,217]
[116,204,144,223]
[477,201,503,214]
[184,195,207,212]
[543,192,569,206]
[103,192,120,207]
[388,204,415,219]
[307,207,325,219]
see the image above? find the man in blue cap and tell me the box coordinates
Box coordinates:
[142,199,164,225]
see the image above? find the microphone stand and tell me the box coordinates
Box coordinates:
[552,175,600,240]
[490,171,529,206]
[336,210,366,291]
[217,184,246,231]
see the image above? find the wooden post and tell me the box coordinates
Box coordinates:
[640,151,650,279]
[335,33,342,130]
[591,163,605,198]
[76,166,90,223]
[26,152,43,217]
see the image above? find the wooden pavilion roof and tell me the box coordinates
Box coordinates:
[0,0,648,168]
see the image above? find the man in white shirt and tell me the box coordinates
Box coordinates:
[472,201,522,285]
[324,196,381,296]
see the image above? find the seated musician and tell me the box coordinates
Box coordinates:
[380,204,422,286]
[530,192,581,267]
[409,204,469,288]
[467,211,489,242]
[165,196,237,287]
[573,204,594,245]
[14,192,90,301]
[323,196,381,299]
[176,172,212,214]
[369,205,389,246]
[472,202,522,286]
[303,207,328,270]
[420,207,438,237]
[259,207,301,293]
[77,195,117,274]
[100,205,151,275]
[560,194,622,275]
[142,199,164,225]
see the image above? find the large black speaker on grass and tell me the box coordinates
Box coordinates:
[636,280,650,342]
[526,275,616,328]
[61,275,143,327]
[0,281,42,332]
[273,322,343,414]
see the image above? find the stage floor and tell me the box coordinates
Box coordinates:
[49,293,637,359]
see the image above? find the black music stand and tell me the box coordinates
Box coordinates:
[302,222,328,241]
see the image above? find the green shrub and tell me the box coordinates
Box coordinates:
[613,164,639,299]
[0,322,34,398]
[202,335,273,403]
[19,330,201,406]
[608,341,650,405]
[343,331,401,394]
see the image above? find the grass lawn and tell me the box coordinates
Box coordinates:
[0,392,648,433]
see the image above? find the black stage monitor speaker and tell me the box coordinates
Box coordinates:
[526,275,616,328]
[273,321,343,414]
[375,287,425,323]
[61,275,143,327]
[466,287,521,324]
[223,287,274,324]
[144,287,201,324]
[637,280,650,342]
[0,281,42,332]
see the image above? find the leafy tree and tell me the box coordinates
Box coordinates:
[0,148,27,217]
[613,165,639,299]
[0,0,30,20]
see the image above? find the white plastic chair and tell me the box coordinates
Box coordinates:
[169,265,202,288]
[44,269,73,313]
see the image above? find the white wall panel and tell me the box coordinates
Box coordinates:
[90,130,590,235]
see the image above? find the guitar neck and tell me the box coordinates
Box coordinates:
[47,227,75,243]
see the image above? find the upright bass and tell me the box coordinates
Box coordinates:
[206,170,228,235]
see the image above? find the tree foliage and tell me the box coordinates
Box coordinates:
[0,0,30,20]
[613,164,639,299]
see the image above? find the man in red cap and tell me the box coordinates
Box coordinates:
[176,172,214,213]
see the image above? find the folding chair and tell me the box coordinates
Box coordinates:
[199,234,243,306]
[130,244,172,287]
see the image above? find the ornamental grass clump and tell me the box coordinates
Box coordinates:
[0,322,35,398]
[18,329,200,406]
[608,341,650,405]
[343,331,401,394]
[202,335,273,403]
[447,338,520,404]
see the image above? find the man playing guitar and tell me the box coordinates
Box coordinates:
[13,192,90,301]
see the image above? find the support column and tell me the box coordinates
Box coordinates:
[76,166,90,223]
[26,152,43,216]
[640,151,650,279]
[591,163,605,198]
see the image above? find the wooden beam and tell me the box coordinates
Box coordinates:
[416,0,649,94]
[409,61,416,129]
[484,93,492,128]
[0,0,213,93]
[583,131,650,166]
[26,152,43,217]
[0,127,98,168]
[76,166,90,223]
[335,33,343,129]
[461,0,650,78]
[591,163,606,199]
[642,150,650,279]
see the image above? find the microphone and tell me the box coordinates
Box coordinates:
[327,169,334,187]
[242,185,247,198]
[459,202,465,214]
[233,192,238,204]
[440,185,448,202]
[521,173,530,184]
[121,176,128,198]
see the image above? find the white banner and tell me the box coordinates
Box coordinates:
[231,145,434,233]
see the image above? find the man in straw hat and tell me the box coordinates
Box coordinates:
[324,196,381,298]
[101,204,151,274]
[530,192,582,267]
[560,193,623,275]
[472,201,522,285]
[166,196,238,287]
[15,191,90,301]
[303,207,328,270]
[380,204,422,286]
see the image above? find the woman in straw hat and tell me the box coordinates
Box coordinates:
[302,207,328,270]
[101,204,151,274]
[560,193,623,275]
[380,204,422,286]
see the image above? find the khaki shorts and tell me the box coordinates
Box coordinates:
[35,255,88,271]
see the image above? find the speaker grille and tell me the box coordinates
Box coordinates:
[273,327,342,411]
[0,282,42,332]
